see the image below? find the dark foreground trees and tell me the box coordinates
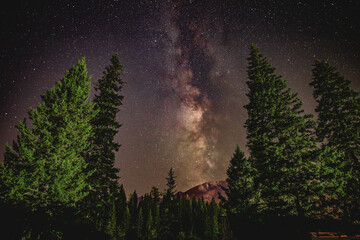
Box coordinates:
[0,55,125,239]
[0,46,359,239]
[89,168,222,240]
[220,145,255,216]
[219,45,359,240]
[85,53,125,232]
[90,53,125,195]
[244,44,319,218]
[311,60,360,221]
[219,145,257,239]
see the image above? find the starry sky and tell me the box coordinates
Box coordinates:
[0,0,359,194]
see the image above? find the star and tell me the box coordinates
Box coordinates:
[0,0,359,194]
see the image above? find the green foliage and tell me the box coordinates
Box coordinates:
[1,47,359,239]
[205,198,220,240]
[118,205,130,239]
[220,145,256,217]
[84,53,125,230]
[1,58,95,211]
[0,58,97,239]
[314,146,346,217]
[136,208,144,239]
[150,186,161,203]
[144,209,157,240]
[165,167,177,199]
[90,53,124,192]
[311,60,360,221]
[107,200,118,239]
[179,196,194,237]
[244,44,319,217]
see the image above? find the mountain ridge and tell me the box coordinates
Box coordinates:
[178,180,228,203]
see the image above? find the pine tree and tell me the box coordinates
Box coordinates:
[118,184,127,205]
[165,167,177,200]
[89,53,124,198]
[220,145,256,217]
[119,205,130,240]
[84,54,124,230]
[136,208,144,240]
[244,44,318,217]
[107,200,117,239]
[179,197,193,237]
[0,58,94,209]
[129,190,138,218]
[151,198,160,239]
[311,60,360,221]
[0,58,96,236]
[144,209,157,240]
[150,186,161,204]
[127,191,139,239]
[116,185,128,239]
[196,198,207,238]
[314,146,345,218]
[159,168,179,240]
[205,198,220,240]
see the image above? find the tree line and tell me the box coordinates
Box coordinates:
[0,45,359,239]
[220,45,359,239]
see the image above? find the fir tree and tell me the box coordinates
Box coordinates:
[119,205,130,240]
[150,186,161,204]
[220,145,256,216]
[179,197,193,237]
[244,45,318,217]
[195,198,207,238]
[165,167,177,199]
[129,190,138,217]
[311,60,360,221]
[89,53,124,194]
[107,200,117,239]
[159,168,179,240]
[0,58,96,236]
[127,191,139,239]
[151,198,160,239]
[86,53,125,229]
[116,185,128,239]
[0,58,94,209]
[205,198,220,240]
[144,209,157,240]
[118,184,127,206]
[136,208,144,239]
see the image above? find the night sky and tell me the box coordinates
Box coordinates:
[1,0,359,194]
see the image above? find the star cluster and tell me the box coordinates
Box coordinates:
[0,0,359,194]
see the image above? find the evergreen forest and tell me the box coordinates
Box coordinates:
[0,45,359,239]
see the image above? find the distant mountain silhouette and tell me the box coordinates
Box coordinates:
[178,180,228,203]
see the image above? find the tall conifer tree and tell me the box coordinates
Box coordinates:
[160,168,179,240]
[165,167,177,199]
[85,54,125,229]
[219,146,257,239]
[220,146,256,216]
[205,198,220,240]
[0,58,96,236]
[107,200,118,239]
[136,208,144,239]
[244,45,318,216]
[0,58,94,210]
[311,60,360,221]
[90,53,124,195]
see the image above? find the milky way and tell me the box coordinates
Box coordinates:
[160,1,221,187]
[0,0,359,194]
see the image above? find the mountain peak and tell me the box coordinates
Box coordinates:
[179,180,228,203]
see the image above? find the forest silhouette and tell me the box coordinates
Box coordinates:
[0,45,359,239]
